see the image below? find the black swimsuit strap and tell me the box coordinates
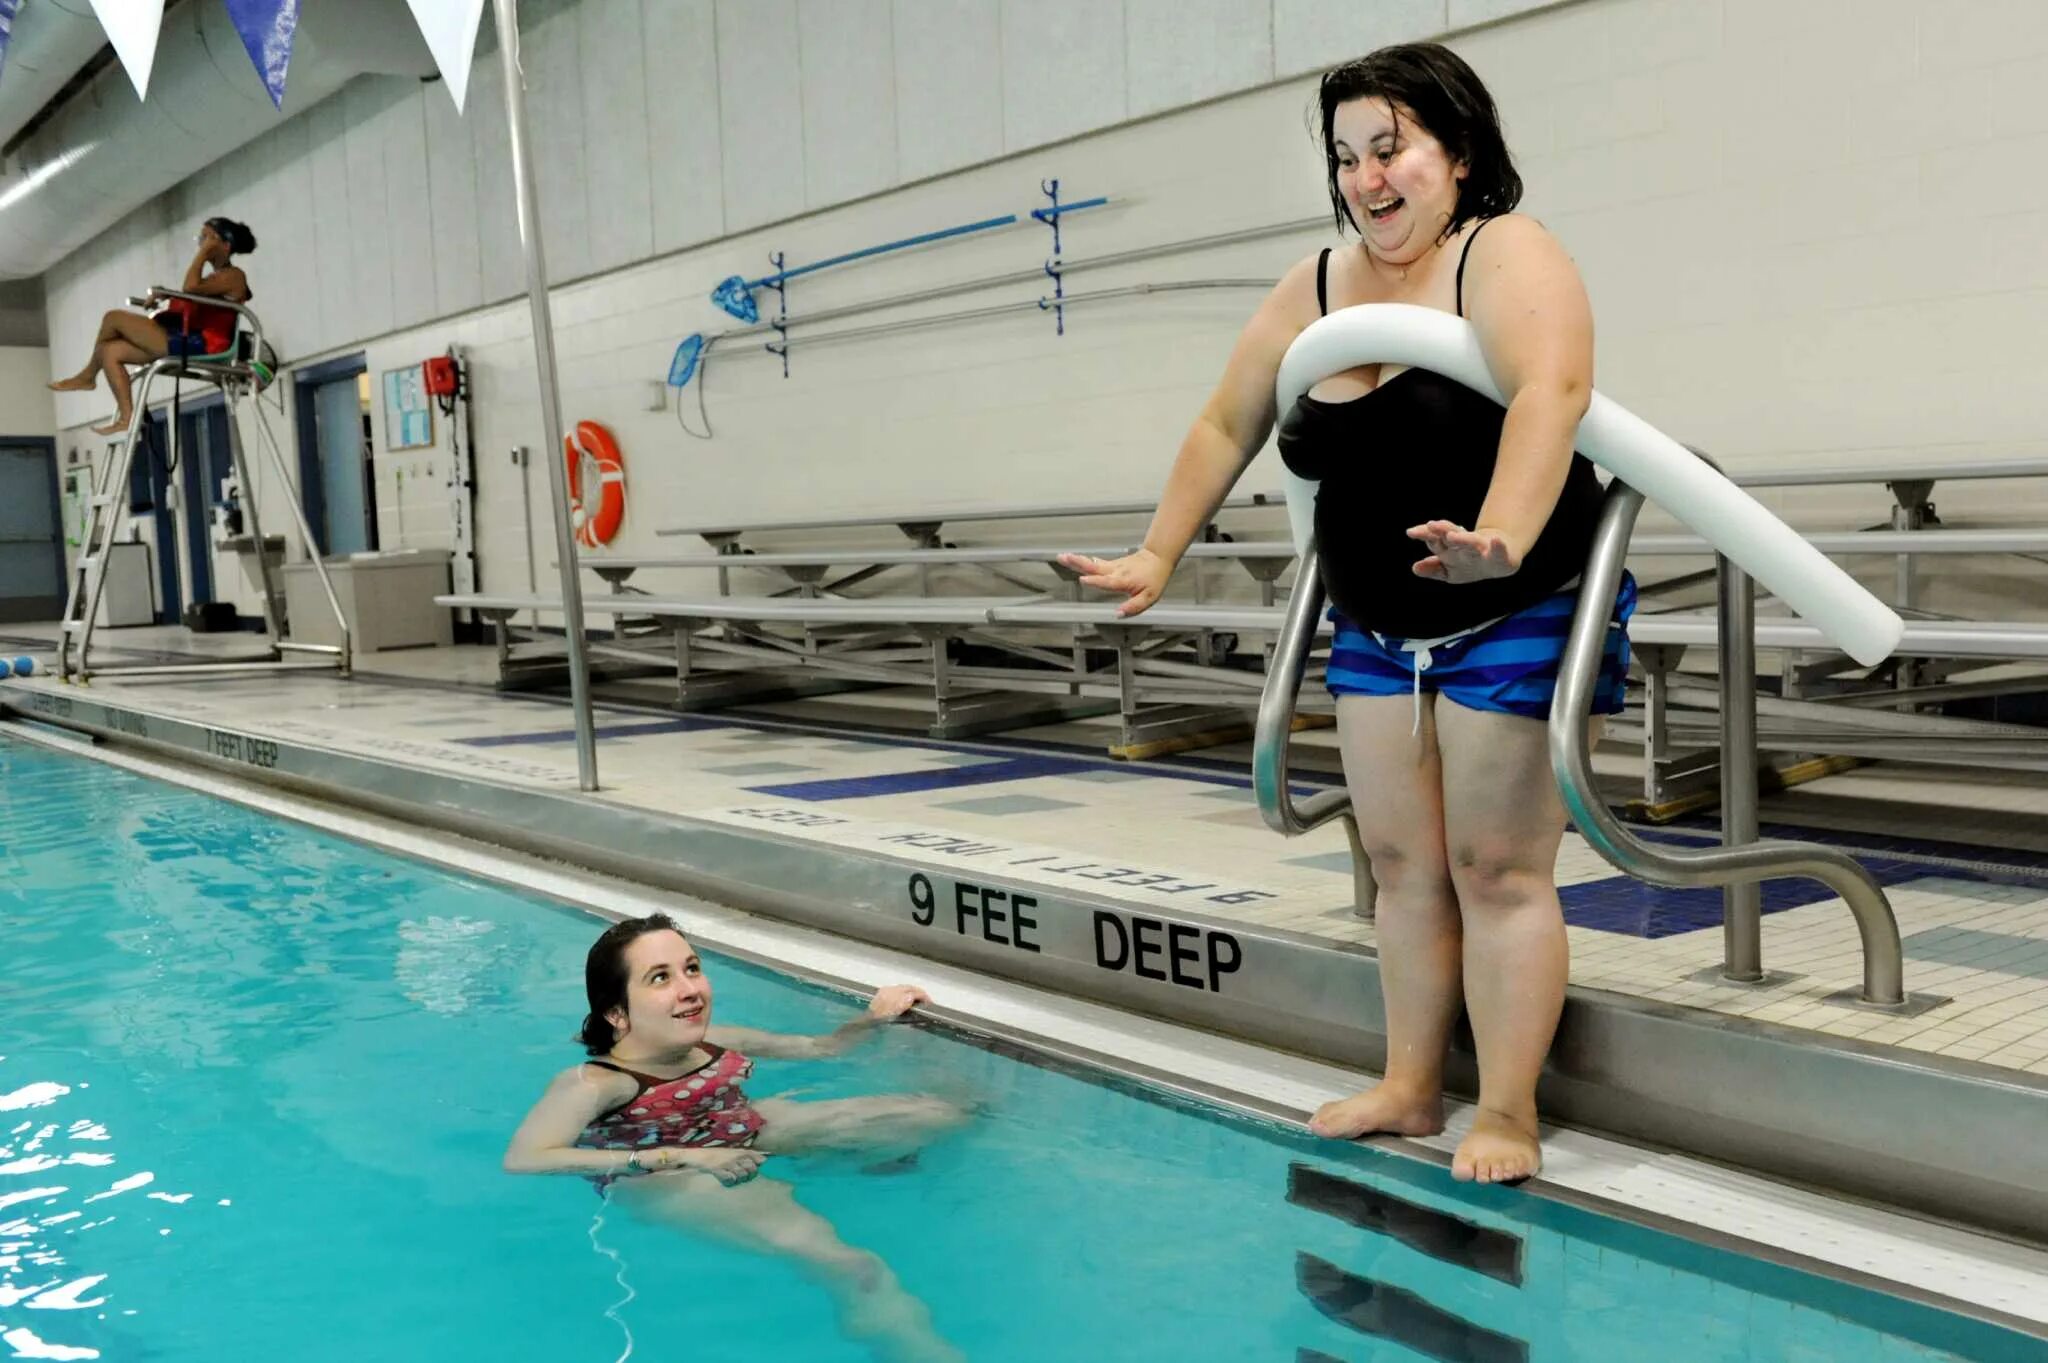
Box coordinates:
[586,1043,726,1093]
[1324,222,1488,319]
[1454,218,1496,318]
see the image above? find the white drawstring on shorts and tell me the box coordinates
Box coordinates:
[1371,613,1509,736]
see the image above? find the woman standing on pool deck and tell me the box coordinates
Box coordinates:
[1062,44,1634,1185]
[505,914,966,1363]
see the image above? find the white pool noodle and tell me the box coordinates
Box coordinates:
[1275,305,1902,667]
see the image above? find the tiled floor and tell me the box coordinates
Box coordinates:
[7,629,2048,1079]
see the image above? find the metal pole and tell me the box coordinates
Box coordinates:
[249,394,351,673]
[493,0,597,791]
[1716,555,1763,982]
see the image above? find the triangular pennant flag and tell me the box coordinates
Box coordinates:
[222,0,301,110]
[88,0,166,101]
[404,0,487,113]
[0,1,21,89]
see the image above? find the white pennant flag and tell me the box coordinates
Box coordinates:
[88,0,166,100]
[404,0,488,113]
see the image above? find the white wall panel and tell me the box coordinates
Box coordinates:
[893,0,1003,181]
[715,0,806,230]
[466,52,525,307]
[1272,0,1443,77]
[1450,0,1564,29]
[382,88,440,333]
[245,123,313,356]
[422,79,485,319]
[644,0,727,253]
[798,0,898,207]
[1000,0,1127,151]
[1125,0,1273,117]
[527,6,594,284]
[580,0,655,275]
[343,82,399,341]
[306,95,358,353]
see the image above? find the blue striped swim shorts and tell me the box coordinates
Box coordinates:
[1325,573,1637,724]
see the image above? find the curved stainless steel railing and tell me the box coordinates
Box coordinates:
[1251,539,1377,919]
[1252,483,1907,1005]
[1551,482,1904,1004]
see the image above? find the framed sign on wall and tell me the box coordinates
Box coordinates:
[382,365,435,451]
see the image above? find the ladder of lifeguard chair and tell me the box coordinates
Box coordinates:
[56,402,153,680]
[221,385,288,638]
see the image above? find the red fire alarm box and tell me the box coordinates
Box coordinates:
[423,354,461,397]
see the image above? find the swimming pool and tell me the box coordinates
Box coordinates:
[0,730,2038,1363]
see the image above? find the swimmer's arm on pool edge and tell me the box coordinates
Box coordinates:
[501,1062,767,1179]
[1061,253,1320,617]
[706,984,933,1059]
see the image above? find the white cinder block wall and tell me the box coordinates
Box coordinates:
[0,348,56,437]
[40,0,2048,624]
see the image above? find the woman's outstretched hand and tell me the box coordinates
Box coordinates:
[1407,521,1521,583]
[1058,548,1171,617]
[866,985,931,1020]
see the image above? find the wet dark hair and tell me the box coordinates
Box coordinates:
[205,216,257,255]
[578,913,684,1054]
[1311,43,1521,244]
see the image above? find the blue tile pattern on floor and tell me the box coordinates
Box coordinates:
[1652,815,2048,887]
[704,761,821,776]
[1559,860,1932,938]
[457,718,738,746]
[747,755,1096,801]
[1904,927,2048,979]
[932,794,1086,816]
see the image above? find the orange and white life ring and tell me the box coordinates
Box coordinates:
[564,420,626,548]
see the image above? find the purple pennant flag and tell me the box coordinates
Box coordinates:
[223,0,301,109]
[0,0,20,89]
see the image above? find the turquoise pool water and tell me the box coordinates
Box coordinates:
[0,730,2039,1363]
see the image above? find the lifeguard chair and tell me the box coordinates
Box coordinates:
[55,289,350,682]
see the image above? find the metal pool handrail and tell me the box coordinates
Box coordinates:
[1251,483,1907,1006]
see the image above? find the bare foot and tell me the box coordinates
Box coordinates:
[1308,1080,1445,1141]
[90,412,132,437]
[47,375,95,392]
[1452,1106,1541,1184]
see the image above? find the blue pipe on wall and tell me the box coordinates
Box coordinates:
[708,197,1111,323]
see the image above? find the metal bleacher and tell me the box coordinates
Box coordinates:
[440,457,2048,772]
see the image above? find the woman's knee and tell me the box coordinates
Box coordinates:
[1356,844,1455,919]
[1447,835,1553,914]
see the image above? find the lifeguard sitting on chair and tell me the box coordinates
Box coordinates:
[49,215,258,436]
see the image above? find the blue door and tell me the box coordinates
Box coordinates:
[313,376,374,556]
[0,438,62,624]
[175,402,232,604]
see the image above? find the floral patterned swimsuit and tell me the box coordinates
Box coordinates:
[577,1044,766,1165]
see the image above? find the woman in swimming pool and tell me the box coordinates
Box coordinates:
[504,913,965,1363]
